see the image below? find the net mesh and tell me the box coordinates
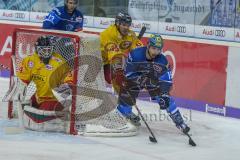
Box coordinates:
[11,29,133,135]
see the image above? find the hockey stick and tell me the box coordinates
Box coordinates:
[137,26,146,40]
[124,88,157,143]
[184,132,196,146]
[133,104,157,143]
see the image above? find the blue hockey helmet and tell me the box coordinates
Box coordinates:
[148,34,164,50]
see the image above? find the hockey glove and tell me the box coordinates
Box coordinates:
[155,94,170,110]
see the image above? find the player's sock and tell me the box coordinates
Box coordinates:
[168,110,190,134]
[126,113,141,127]
[117,104,141,126]
[166,98,190,134]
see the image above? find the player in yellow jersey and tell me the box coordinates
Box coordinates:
[14,36,74,132]
[100,12,143,92]
[17,36,72,111]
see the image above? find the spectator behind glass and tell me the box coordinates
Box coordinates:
[43,0,83,32]
[0,0,31,10]
[31,0,52,13]
[94,0,106,17]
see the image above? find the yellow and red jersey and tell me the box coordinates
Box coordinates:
[17,52,72,104]
[100,24,143,65]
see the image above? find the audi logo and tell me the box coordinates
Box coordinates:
[177,26,186,33]
[215,30,226,37]
[15,13,25,19]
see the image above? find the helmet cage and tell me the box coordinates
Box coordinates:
[36,46,54,59]
[115,12,132,26]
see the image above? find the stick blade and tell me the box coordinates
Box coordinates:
[189,138,197,146]
[149,136,157,143]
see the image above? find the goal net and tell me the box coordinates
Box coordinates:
[5,28,137,137]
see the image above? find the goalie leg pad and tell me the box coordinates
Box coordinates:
[2,76,27,102]
[23,105,69,133]
[39,101,64,111]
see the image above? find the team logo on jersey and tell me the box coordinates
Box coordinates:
[153,64,163,73]
[28,61,34,68]
[105,42,119,52]
[119,41,132,50]
[136,41,143,47]
[153,63,163,73]
[66,24,74,31]
[46,64,53,70]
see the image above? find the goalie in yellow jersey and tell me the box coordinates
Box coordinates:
[100,12,143,92]
[16,36,73,132]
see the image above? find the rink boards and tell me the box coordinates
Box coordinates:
[0,20,239,119]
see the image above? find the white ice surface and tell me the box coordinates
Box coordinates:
[0,77,240,160]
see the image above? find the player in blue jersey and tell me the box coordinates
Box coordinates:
[43,0,83,32]
[116,34,190,134]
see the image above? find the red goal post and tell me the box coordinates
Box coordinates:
[9,28,80,134]
[7,28,137,136]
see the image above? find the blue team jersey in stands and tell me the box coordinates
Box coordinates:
[125,46,169,79]
[43,6,83,31]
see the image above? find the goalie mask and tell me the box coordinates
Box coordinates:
[35,36,54,65]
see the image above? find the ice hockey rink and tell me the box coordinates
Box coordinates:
[0,77,240,160]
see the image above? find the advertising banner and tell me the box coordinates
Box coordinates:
[29,12,47,23]
[195,25,235,41]
[225,46,240,109]
[128,0,210,24]
[0,23,39,77]
[162,39,228,105]
[0,9,30,21]
[234,28,240,41]
[93,17,115,29]
[158,22,194,36]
